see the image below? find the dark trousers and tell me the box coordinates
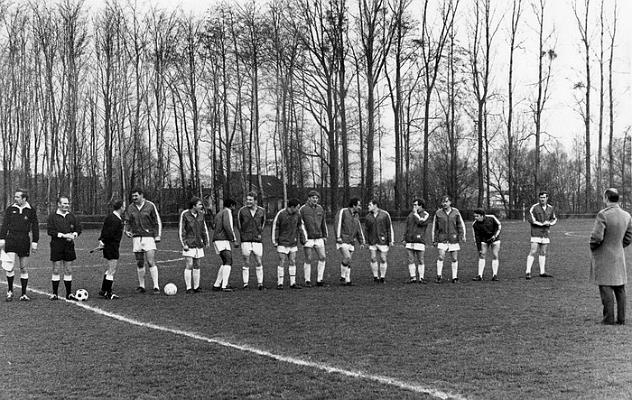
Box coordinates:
[599,285,626,325]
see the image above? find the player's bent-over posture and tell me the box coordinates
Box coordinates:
[0,190,39,302]
[525,191,557,279]
[124,188,162,293]
[403,199,430,283]
[472,209,501,281]
[48,196,82,300]
[97,200,125,299]
[335,198,365,286]
[212,199,237,292]
[300,190,328,287]
[238,192,266,290]
[432,195,466,283]
[272,199,303,290]
[179,197,210,294]
[365,200,394,283]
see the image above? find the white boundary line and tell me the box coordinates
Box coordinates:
[564,231,590,238]
[3,283,467,400]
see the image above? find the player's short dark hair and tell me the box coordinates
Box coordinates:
[473,208,485,216]
[15,189,28,200]
[413,199,424,208]
[111,199,124,210]
[224,198,236,208]
[538,191,549,197]
[57,195,69,204]
[308,190,320,198]
[604,188,620,202]
[131,187,144,196]
[369,199,380,207]
[188,196,202,209]
[288,198,300,208]
[441,195,451,202]
[348,197,361,207]
[246,191,258,199]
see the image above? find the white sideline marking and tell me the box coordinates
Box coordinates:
[3,283,466,400]
[564,231,590,238]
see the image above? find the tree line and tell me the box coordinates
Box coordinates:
[0,0,627,216]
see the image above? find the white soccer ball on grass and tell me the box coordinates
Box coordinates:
[75,289,89,301]
[163,283,178,296]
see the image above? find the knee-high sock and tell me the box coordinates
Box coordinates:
[478,259,485,277]
[346,266,351,283]
[192,269,200,289]
[52,274,61,295]
[526,255,534,274]
[370,261,378,278]
[214,265,225,287]
[149,266,159,289]
[539,256,546,274]
[242,267,249,286]
[340,264,346,279]
[104,273,114,293]
[184,269,192,290]
[436,260,443,277]
[379,262,388,278]
[256,265,264,285]
[317,260,325,282]
[491,260,499,276]
[6,271,14,292]
[20,272,28,295]
[451,262,458,279]
[408,263,416,278]
[221,265,231,288]
[277,266,284,285]
[289,265,296,286]
[137,266,146,288]
[304,263,311,283]
[63,274,72,296]
[417,263,425,279]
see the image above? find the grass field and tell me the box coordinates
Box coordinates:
[1,218,631,399]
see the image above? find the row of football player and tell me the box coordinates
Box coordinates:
[0,188,556,301]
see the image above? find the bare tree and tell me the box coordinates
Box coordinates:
[506,0,522,210]
[607,0,618,187]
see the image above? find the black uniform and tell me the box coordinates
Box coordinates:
[47,211,82,262]
[99,212,123,260]
[0,204,39,257]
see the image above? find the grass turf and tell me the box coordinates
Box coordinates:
[1,219,631,399]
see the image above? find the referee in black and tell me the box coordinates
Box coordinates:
[97,200,125,299]
[47,196,82,300]
[0,189,39,302]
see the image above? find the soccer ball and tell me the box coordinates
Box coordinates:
[75,289,89,301]
[163,283,177,296]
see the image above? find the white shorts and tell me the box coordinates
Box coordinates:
[213,240,232,254]
[241,242,263,257]
[133,237,157,253]
[405,243,426,251]
[437,242,460,252]
[276,245,298,255]
[182,248,205,259]
[304,238,325,248]
[531,237,550,244]
[336,243,355,252]
[369,244,390,253]
[1,250,15,272]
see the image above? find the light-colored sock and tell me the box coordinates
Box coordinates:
[370,261,378,277]
[317,260,325,282]
[436,260,443,277]
[478,259,485,277]
[105,273,114,281]
[340,264,346,279]
[408,263,416,279]
[277,266,284,286]
[242,267,249,286]
[214,265,225,287]
[304,263,311,283]
[451,262,458,279]
[289,265,296,285]
[491,260,499,276]
[526,255,534,274]
[20,272,29,280]
[417,263,425,279]
[184,269,192,290]
[149,266,159,289]
[222,265,231,288]
[539,256,546,274]
[379,262,388,278]
[192,269,200,289]
[346,266,351,283]
[256,265,264,285]
[137,266,146,288]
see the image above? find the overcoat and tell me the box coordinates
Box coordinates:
[589,204,632,286]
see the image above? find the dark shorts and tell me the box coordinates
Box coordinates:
[5,233,31,257]
[103,241,120,260]
[50,240,76,262]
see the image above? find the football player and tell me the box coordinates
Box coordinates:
[212,199,238,292]
[472,209,502,281]
[365,200,394,283]
[47,196,82,300]
[179,197,210,294]
[334,198,365,286]
[271,199,303,289]
[299,190,328,286]
[525,191,557,279]
[403,199,430,283]
[237,192,266,290]
[432,195,466,283]
[97,200,125,299]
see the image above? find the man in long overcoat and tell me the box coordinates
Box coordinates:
[589,188,632,325]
